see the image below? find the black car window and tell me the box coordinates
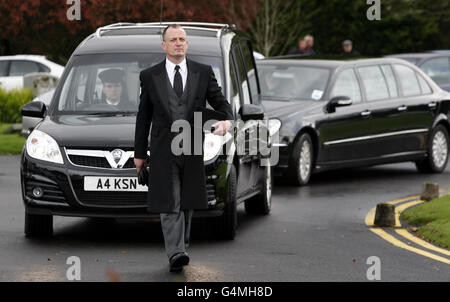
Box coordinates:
[229,52,240,114]
[258,64,330,101]
[56,53,224,114]
[380,64,398,98]
[358,65,390,101]
[393,64,421,97]
[9,60,40,76]
[420,57,450,85]
[330,68,362,103]
[239,40,260,104]
[37,63,51,73]
[0,60,8,76]
[232,45,252,106]
[416,72,432,94]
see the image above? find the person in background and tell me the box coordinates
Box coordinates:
[304,34,316,55]
[288,38,307,55]
[341,39,361,57]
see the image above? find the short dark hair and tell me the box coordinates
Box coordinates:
[162,24,183,41]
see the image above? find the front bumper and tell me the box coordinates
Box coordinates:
[21,150,227,218]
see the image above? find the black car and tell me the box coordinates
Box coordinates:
[386,53,450,92]
[257,58,450,185]
[20,22,274,239]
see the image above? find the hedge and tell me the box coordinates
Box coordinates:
[0,88,33,124]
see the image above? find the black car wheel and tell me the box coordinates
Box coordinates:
[245,163,272,215]
[416,125,449,173]
[215,165,237,240]
[288,133,313,186]
[25,213,53,237]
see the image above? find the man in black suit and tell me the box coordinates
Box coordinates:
[134,24,233,272]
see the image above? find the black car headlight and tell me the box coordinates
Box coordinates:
[26,130,64,164]
[203,132,233,163]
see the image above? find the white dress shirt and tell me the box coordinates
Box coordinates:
[165,57,187,91]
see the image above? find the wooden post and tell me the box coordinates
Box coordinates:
[374,203,395,227]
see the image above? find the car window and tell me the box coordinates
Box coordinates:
[232,45,251,106]
[229,53,240,113]
[358,65,390,101]
[380,64,398,98]
[239,40,260,104]
[393,64,421,96]
[0,61,8,76]
[258,64,330,101]
[416,72,432,94]
[330,68,362,103]
[420,57,450,85]
[55,53,224,114]
[9,60,40,76]
[37,63,51,73]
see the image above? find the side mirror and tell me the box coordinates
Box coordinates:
[326,96,352,113]
[239,104,264,121]
[22,101,46,118]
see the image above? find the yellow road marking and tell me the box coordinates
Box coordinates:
[394,229,450,257]
[365,189,450,265]
[369,228,450,265]
[395,200,424,227]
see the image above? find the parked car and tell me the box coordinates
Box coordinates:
[427,50,450,55]
[21,89,55,137]
[386,53,450,91]
[0,55,64,91]
[257,58,450,185]
[20,22,273,239]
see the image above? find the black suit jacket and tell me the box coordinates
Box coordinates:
[134,58,233,213]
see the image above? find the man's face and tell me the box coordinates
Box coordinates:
[162,27,188,59]
[306,37,314,48]
[299,39,306,50]
[343,44,353,53]
[102,82,122,102]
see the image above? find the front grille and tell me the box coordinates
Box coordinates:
[68,155,135,169]
[71,179,146,206]
[25,179,66,203]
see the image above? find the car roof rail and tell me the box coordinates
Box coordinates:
[95,22,236,38]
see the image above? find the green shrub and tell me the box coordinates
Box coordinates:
[0,88,34,124]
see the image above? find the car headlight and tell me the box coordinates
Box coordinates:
[267,119,282,137]
[26,130,64,164]
[203,132,232,162]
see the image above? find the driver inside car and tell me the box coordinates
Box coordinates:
[95,68,136,110]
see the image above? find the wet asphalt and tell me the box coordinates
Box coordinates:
[0,155,449,281]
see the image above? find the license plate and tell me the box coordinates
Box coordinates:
[84,176,148,192]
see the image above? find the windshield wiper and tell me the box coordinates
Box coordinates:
[83,111,137,116]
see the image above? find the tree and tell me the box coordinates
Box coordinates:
[245,0,307,57]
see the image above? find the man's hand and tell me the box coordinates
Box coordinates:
[212,120,231,136]
[134,158,147,173]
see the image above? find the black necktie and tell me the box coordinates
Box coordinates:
[174,65,183,98]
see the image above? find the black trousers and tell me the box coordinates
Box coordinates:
[159,155,193,260]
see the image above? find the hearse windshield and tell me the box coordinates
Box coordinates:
[54,53,224,115]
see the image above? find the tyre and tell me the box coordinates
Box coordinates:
[245,164,272,215]
[416,125,449,173]
[24,213,53,237]
[215,165,237,240]
[287,133,314,186]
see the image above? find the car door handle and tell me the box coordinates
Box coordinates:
[361,110,371,117]
[428,102,437,108]
[397,105,408,112]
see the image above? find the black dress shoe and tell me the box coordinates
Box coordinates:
[169,252,190,272]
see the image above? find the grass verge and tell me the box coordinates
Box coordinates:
[401,194,450,249]
[0,123,25,155]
